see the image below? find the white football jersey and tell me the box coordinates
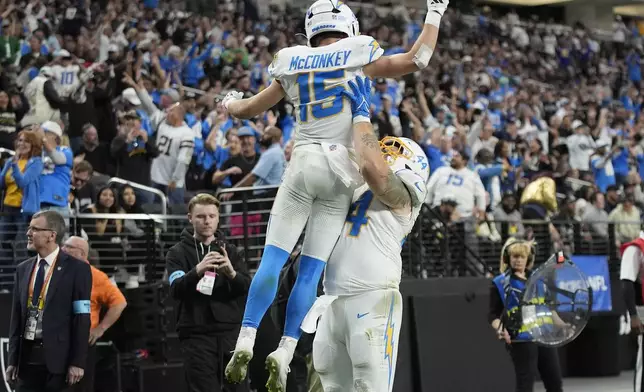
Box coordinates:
[323,182,424,296]
[268,35,384,147]
[425,166,487,217]
[150,123,195,187]
[51,64,81,98]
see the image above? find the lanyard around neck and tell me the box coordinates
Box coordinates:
[28,255,59,310]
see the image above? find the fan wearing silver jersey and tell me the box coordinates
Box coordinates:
[223,1,449,391]
[426,153,486,219]
[51,50,82,99]
[302,76,429,392]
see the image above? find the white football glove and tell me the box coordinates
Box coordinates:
[221,91,244,110]
[426,0,449,26]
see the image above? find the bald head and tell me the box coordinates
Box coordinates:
[62,236,89,262]
[260,126,282,148]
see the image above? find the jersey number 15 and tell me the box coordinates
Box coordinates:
[296,70,346,122]
[446,174,464,186]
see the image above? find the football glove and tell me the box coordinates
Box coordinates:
[221,91,244,110]
[342,77,372,124]
[426,0,449,26]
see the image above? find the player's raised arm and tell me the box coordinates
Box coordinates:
[364,0,448,79]
[221,80,286,119]
[343,77,412,213]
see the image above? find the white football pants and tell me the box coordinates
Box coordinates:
[313,289,403,392]
[266,143,355,260]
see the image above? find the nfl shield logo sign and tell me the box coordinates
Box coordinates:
[1,337,13,392]
[330,145,337,151]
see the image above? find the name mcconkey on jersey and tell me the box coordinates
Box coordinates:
[266,35,384,146]
[289,50,352,71]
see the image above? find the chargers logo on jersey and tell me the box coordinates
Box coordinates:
[384,294,396,387]
[269,52,278,75]
[369,40,381,63]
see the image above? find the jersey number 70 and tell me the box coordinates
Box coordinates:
[296,70,346,122]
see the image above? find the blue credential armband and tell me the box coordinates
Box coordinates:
[169,270,186,286]
[73,300,91,315]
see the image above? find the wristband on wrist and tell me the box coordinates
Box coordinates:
[353,115,371,124]
[425,10,443,27]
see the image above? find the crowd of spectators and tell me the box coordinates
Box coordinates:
[410,9,644,260]
[0,0,642,278]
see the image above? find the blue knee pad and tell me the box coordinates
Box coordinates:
[242,245,290,329]
[284,255,326,339]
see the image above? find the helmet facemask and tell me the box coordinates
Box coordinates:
[380,136,415,169]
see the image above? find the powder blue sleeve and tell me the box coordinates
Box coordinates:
[72,300,91,314]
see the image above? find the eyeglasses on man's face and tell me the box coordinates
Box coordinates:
[27,226,54,234]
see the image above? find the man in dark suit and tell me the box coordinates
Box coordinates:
[4,210,92,392]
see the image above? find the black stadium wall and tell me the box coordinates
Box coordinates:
[0,278,630,392]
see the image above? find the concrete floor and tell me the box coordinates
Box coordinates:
[535,371,633,392]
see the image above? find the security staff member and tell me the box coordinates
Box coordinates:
[619,231,644,390]
[5,210,92,392]
[166,193,251,392]
[488,238,563,392]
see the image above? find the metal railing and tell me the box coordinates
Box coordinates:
[107,177,168,209]
[0,186,636,291]
[0,148,15,157]
[565,177,594,191]
[216,184,279,265]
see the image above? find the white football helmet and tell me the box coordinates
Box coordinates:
[380,136,430,184]
[305,0,360,47]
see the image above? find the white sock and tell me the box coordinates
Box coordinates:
[278,336,298,360]
[236,326,257,350]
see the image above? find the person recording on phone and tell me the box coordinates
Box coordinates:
[488,238,563,392]
[165,193,251,392]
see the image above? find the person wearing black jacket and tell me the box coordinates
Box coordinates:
[5,210,92,391]
[166,193,251,392]
[110,111,159,204]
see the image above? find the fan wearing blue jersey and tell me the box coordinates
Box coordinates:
[38,121,73,220]
[223,1,450,390]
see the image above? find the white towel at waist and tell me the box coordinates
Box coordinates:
[321,142,363,189]
[301,295,339,334]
